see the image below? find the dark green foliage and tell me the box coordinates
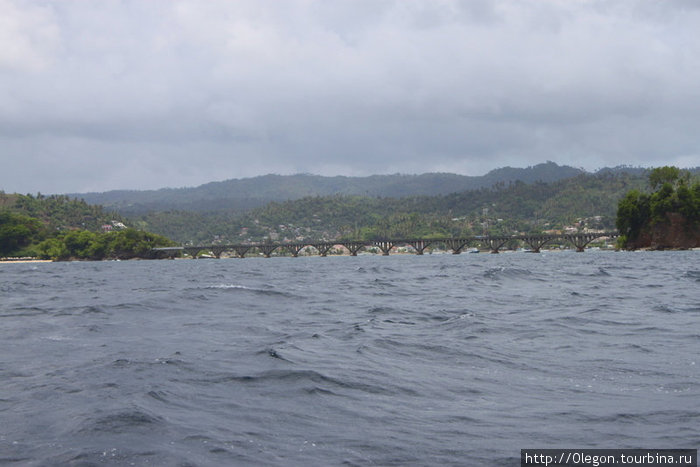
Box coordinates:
[0,193,175,259]
[616,167,700,248]
[649,183,676,221]
[63,230,98,259]
[35,229,176,260]
[0,192,122,231]
[648,166,681,190]
[106,229,176,259]
[0,211,46,256]
[615,190,650,241]
[35,237,68,260]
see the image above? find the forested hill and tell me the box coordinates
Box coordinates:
[133,169,663,244]
[67,162,585,214]
[0,193,173,260]
[7,165,695,246]
[0,192,122,232]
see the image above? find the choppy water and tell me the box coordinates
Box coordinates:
[1,251,698,466]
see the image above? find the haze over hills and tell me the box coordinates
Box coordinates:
[67,162,588,214]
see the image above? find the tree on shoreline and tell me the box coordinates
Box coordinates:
[616,166,699,249]
[33,228,176,261]
[0,211,46,257]
[1,211,176,260]
[1,192,175,260]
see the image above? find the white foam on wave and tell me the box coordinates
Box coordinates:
[205,284,252,290]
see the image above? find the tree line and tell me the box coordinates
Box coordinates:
[0,193,175,260]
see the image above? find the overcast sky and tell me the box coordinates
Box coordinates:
[2,0,700,194]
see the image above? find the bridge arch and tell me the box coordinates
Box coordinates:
[444,238,472,254]
[339,242,365,256]
[564,233,604,252]
[405,239,433,255]
[371,240,395,256]
[482,236,509,254]
[233,245,251,258]
[183,247,201,259]
[283,244,305,257]
[257,244,279,258]
[521,235,555,253]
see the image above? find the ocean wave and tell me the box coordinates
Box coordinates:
[198,369,408,396]
[682,270,700,282]
[571,267,612,277]
[79,408,165,434]
[0,306,50,317]
[482,267,540,281]
[257,347,294,362]
[201,284,298,298]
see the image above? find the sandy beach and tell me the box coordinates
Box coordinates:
[0,259,53,264]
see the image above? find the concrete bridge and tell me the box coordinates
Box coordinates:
[153,232,619,258]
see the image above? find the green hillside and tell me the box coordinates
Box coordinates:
[5,165,696,252]
[0,192,174,259]
[68,162,585,215]
[134,170,655,244]
[0,192,123,232]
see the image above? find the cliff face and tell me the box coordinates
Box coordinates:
[630,212,700,249]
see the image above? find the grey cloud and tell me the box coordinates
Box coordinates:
[1,0,699,194]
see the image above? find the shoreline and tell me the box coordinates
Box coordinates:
[1,247,697,264]
[0,259,53,264]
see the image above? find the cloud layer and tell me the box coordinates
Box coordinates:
[2,0,700,193]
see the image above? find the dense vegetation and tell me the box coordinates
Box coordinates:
[34,229,177,261]
[0,192,123,231]
[616,167,700,249]
[0,211,45,257]
[0,193,175,260]
[3,164,698,257]
[69,162,586,215]
[135,170,651,244]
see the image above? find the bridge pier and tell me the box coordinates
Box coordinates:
[373,240,394,256]
[484,237,508,254]
[258,244,279,258]
[233,246,250,258]
[154,232,619,260]
[522,235,556,253]
[565,234,597,252]
[445,239,470,254]
[342,242,365,256]
[284,244,305,257]
[407,240,432,255]
[184,247,200,259]
[210,247,226,259]
[315,243,333,257]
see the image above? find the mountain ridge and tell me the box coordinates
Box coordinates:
[67,162,588,214]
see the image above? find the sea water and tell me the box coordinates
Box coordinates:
[1,251,698,466]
